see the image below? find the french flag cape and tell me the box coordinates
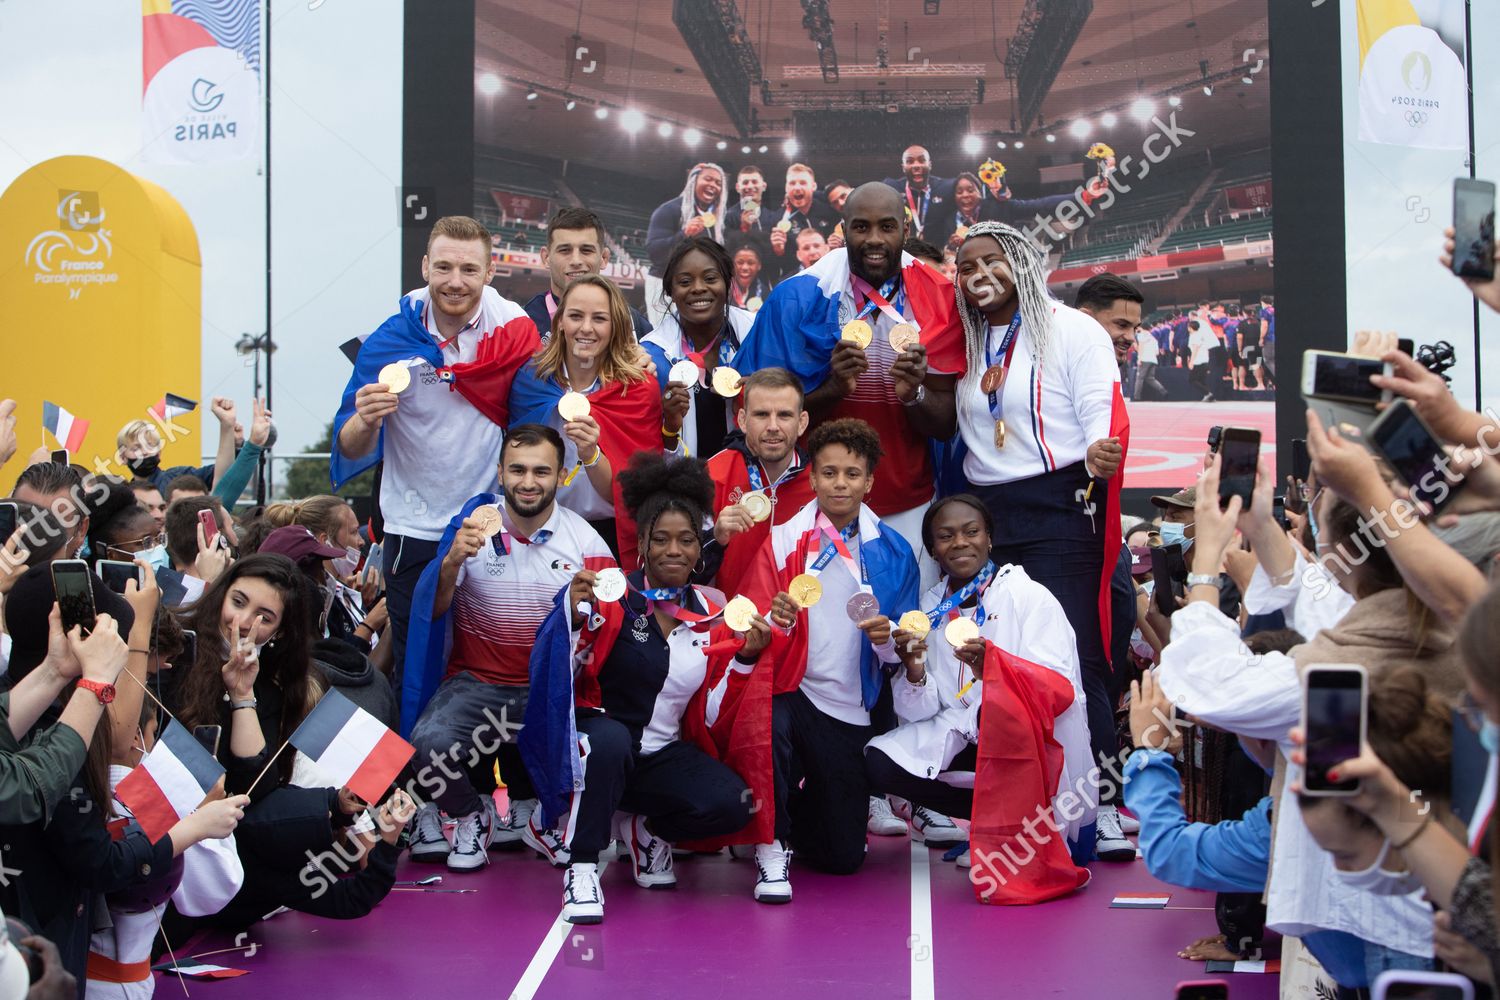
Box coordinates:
[509,365,663,570]
[289,688,415,804]
[731,248,968,390]
[399,492,497,737]
[740,501,919,710]
[114,720,226,843]
[518,586,774,846]
[970,644,1091,905]
[330,287,539,489]
[704,437,814,597]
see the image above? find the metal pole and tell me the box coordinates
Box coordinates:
[258,0,273,504]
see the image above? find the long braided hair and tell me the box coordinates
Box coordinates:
[676,162,727,243]
[953,222,1057,385]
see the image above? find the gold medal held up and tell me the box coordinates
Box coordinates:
[712,366,743,397]
[558,392,591,421]
[724,596,758,633]
[897,610,931,638]
[944,617,980,648]
[377,363,411,394]
[841,320,873,349]
[746,296,763,313]
[788,574,823,608]
[888,323,920,353]
[740,491,771,523]
[700,212,717,228]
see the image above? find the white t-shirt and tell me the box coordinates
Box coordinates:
[1135,328,1159,364]
[802,553,868,726]
[1188,325,1218,368]
[958,301,1119,487]
[377,286,522,540]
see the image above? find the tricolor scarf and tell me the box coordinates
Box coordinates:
[508,363,664,570]
[330,287,539,489]
[740,500,919,710]
[970,644,1090,905]
[518,584,774,845]
[704,434,813,596]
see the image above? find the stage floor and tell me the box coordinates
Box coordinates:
[167,818,1281,1000]
[1123,400,1277,491]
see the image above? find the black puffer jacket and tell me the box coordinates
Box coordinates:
[312,639,398,730]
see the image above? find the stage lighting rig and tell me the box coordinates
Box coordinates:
[1004,0,1093,132]
[674,0,764,137]
[799,0,838,83]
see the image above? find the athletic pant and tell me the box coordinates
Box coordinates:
[409,672,534,817]
[1134,361,1166,401]
[864,744,978,820]
[772,689,873,874]
[569,714,751,864]
[1189,363,1212,398]
[381,533,440,697]
[972,462,1120,805]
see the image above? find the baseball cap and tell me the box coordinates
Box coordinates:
[1150,486,1196,511]
[258,525,343,568]
[1129,546,1152,577]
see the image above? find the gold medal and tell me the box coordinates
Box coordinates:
[841,320,873,349]
[775,220,792,233]
[701,212,717,228]
[724,595,758,633]
[788,574,823,608]
[944,617,980,648]
[994,419,1007,449]
[470,504,502,538]
[377,362,411,394]
[897,610,932,638]
[558,391,591,421]
[979,365,1006,395]
[740,491,771,523]
[746,296,763,313]
[712,366,743,397]
[888,323,920,353]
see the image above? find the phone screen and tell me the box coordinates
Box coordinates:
[1383,984,1467,1000]
[51,560,97,635]
[1369,401,1463,514]
[1304,669,1365,794]
[1453,179,1496,281]
[96,560,141,595]
[1152,543,1188,617]
[1290,438,1311,485]
[0,502,16,546]
[192,725,222,758]
[1218,428,1260,510]
[179,629,197,669]
[1176,985,1229,1000]
[1272,496,1287,530]
[1311,353,1386,402]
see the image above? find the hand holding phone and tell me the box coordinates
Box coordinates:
[1367,399,1465,514]
[1451,178,1496,283]
[1151,544,1188,617]
[1301,351,1391,405]
[96,560,144,595]
[197,509,220,549]
[1373,968,1475,999]
[1216,427,1261,511]
[1301,665,1367,796]
[51,559,96,635]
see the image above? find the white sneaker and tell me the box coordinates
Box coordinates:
[1095,805,1135,862]
[522,811,573,868]
[1117,809,1141,835]
[621,815,676,889]
[867,796,907,837]
[409,801,449,863]
[907,805,965,847]
[752,841,793,904]
[562,863,604,924]
[492,796,536,848]
[953,847,971,868]
[447,800,494,872]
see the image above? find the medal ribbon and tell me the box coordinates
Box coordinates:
[678,321,737,374]
[806,514,870,594]
[985,313,1024,420]
[633,582,725,630]
[493,509,553,556]
[744,455,799,493]
[926,561,996,630]
[904,182,931,231]
[849,274,908,328]
[544,292,560,321]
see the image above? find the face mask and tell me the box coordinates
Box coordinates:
[140,544,170,571]
[331,545,361,578]
[1331,839,1422,896]
[127,455,162,478]
[1482,719,1500,756]
[1158,520,1192,551]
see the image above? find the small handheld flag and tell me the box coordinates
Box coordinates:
[149,393,199,421]
[289,689,414,803]
[41,401,89,453]
[114,720,227,843]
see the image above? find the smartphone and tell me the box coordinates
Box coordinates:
[1397,337,1414,358]
[0,501,16,546]
[192,724,222,758]
[1367,399,1465,514]
[1373,968,1475,999]
[1175,982,1229,1000]
[1151,543,1188,617]
[1290,438,1311,487]
[179,629,197,668]
[50,449,69,466]
[197,509,219,548]
[1272,495,1287,530]
[1301,350,1389,404]
[1217,427,1260,510]
[95,559,143,594]
[1206,426,1224,454]
[1452,178,1496,282]
[51,559,96,635]
[1301,664,1367,796]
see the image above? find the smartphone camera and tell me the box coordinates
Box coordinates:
[1303,666,1367,796]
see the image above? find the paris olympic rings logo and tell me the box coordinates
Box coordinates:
[1405,110,1429,126]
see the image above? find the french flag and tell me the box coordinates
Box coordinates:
[149,393,198,420]
[41,401,89,453]
[115,720,227,843]
[289,689,414,803]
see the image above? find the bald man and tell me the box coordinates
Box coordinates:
[882,145,955,242]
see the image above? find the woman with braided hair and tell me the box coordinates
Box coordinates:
[950,221,1132,862]
[520,452,771,924]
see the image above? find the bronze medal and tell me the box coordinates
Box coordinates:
[979,365,1006,395]
[993,419,1007,449]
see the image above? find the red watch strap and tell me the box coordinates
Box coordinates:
[77,679,115,704]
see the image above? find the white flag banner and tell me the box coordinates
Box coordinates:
[141,1,261,165]
[1356,0,1469,152]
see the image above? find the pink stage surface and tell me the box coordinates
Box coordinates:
[1123,400,1277,490]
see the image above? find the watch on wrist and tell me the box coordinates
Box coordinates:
[901,384,927,407]
[77,679,116,705]
[1186,573,1219,589]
